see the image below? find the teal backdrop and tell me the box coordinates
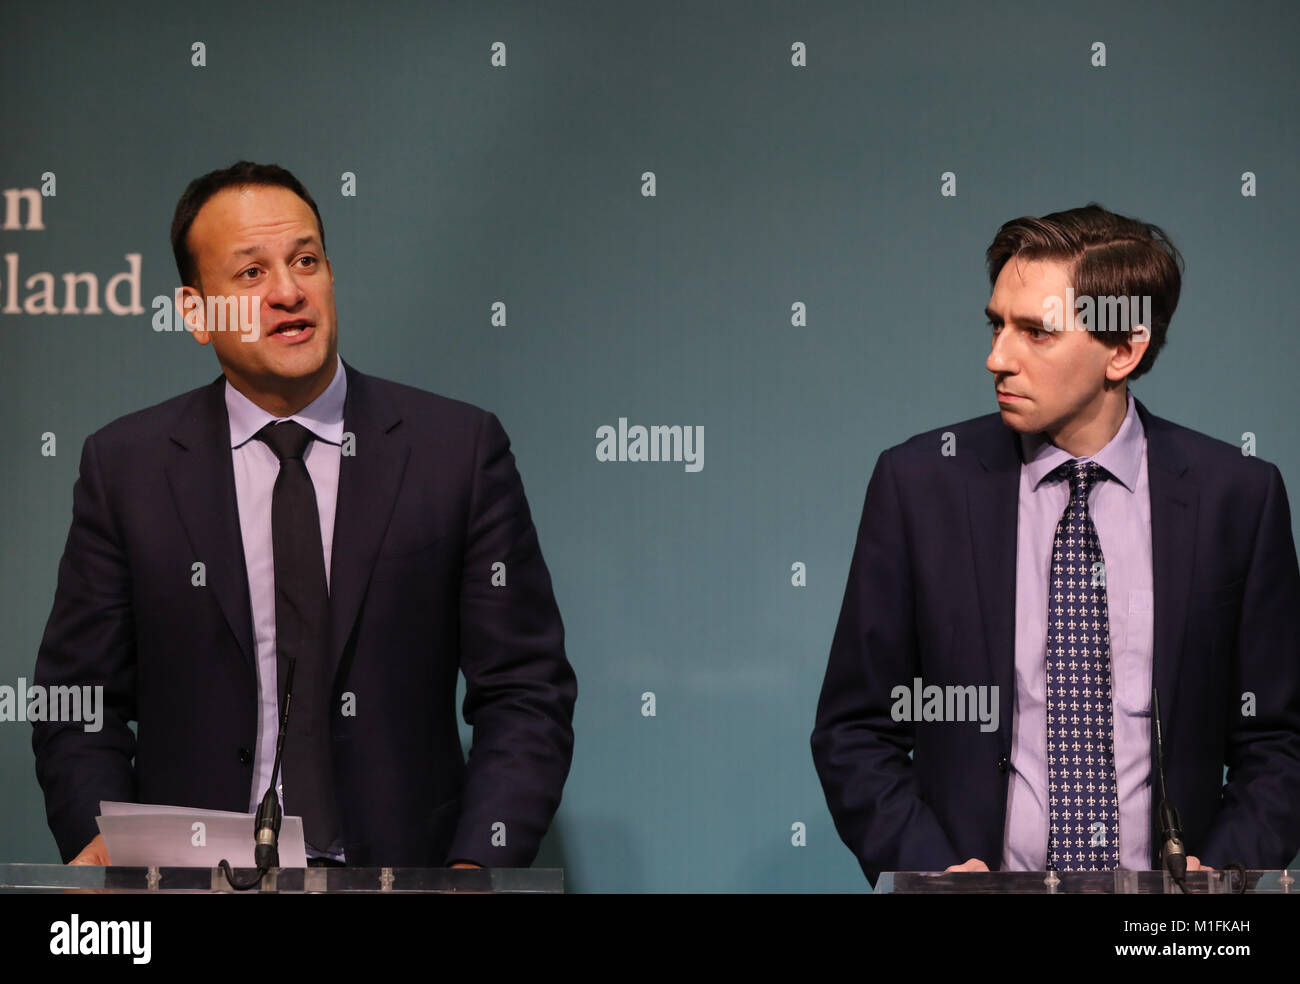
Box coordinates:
[2,0,1297,891]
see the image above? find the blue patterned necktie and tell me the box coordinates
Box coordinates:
[1045,458,1121,870]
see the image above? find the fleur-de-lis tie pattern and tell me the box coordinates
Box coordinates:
[1045,459,1121,871]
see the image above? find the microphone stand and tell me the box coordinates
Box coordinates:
[220,658,295,891]
[1152,688,1189,894]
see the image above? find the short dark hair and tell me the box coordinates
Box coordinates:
[171,161,326,288]
[985,203,1183,381]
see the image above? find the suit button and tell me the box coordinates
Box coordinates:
[997,755,1009,773]
[238,747,252,765]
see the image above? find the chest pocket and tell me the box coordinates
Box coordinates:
[1191,578,1244,611]
[370,535,445,585]
[1114,588,1153,716]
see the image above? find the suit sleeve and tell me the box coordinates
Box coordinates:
[31,434,138,862]
[811,447,962,884]
[1201,462,1300,869]
[447,411,577,867]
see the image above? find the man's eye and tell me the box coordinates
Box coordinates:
[297,255,317,268]
[238,267,260,279]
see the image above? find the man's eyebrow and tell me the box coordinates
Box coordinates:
[984,306,1047,327]
[231,235,320,259]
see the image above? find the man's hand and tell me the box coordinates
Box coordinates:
[68,834,110,866]
[1185,856,1214,871]
[450,862,483,869]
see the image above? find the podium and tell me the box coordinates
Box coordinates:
[875,869,1296,894]
[0,863,563,894]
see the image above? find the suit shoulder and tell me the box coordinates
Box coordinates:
[353,371,495,423]
[85,378,218,450]
[350,370,502,442]
[1144,409,1282,488]
[882,410,1007,470]
[890,410,1004,452]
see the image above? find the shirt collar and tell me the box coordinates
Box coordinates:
[1019,389,1144,493]
[225,353,347,448]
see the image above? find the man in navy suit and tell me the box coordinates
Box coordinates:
[32,161,577,867]
[812,204,1300,885]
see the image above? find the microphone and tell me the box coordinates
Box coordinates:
[254,657,295,870]
[220,657,296,891]
[1152,688,1188,889]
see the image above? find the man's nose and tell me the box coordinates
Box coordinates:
[264,264,306,305]
[987,331,1017,375]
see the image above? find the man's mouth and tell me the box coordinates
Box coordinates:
[271,319,313,338]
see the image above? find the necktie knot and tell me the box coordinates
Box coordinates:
[256,420,315,461]
[1057,458,1106,503]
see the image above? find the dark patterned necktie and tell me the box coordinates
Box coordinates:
[256,420,341,851]
[1045,458,1120,870]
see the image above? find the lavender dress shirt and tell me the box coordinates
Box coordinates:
[1001,390,1154,870]
[225,354,346,860]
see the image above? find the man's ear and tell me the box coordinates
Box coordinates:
[1106,327,1149,382]
[178,285,210,345]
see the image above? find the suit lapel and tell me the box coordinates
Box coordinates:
[967,402,1198,738]
[166,375,256,667]
[1135,399,1196,727]
[1136,398,1198,863]
[967,420,1022,729]
[327,360,410,686]
[165,361,411,688]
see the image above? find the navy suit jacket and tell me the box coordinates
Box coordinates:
[32,360,577,866]
[812,398,1300,885]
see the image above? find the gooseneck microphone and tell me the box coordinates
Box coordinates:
[1152,688,1189,893]
[220,658,296,891]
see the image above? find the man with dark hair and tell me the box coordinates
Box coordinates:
[170,160,328,289]
[33,161,577,868]
[812,204,1300,885]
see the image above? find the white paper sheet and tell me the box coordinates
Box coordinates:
[96,801,308,868]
